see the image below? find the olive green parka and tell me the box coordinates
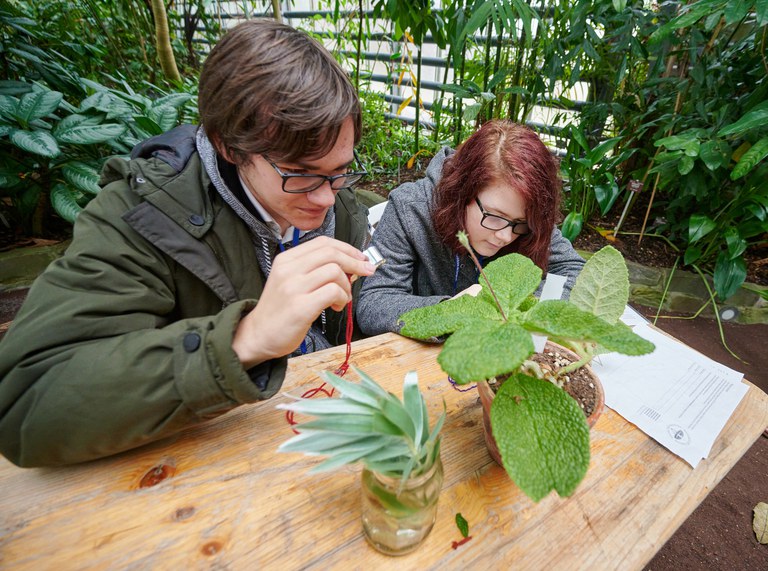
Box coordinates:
[0,126,369,467]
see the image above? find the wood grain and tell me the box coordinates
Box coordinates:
[1,332,766,570]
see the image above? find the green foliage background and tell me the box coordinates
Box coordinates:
[1,0,766,301]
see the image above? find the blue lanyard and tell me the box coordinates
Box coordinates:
[277,227,301,253]
[277,229,307,354]
[453,253,483,295]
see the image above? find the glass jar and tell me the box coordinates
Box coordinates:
[361,455,444,555]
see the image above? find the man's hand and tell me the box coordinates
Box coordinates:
[232,237,376,368]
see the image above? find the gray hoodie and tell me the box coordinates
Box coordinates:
[356,147,585,336]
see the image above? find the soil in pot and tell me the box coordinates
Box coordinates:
[485,342,604,423]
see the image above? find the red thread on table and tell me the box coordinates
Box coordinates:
[285,293,355,432]
[451,536,473,549]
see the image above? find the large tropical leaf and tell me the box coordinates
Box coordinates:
[688,214,716,243]
[9,128,60,157]
[731,137,768,180]
[50,183,83,223]
[718,101,768,137]
[62,162,102,195]
[16,90,63,124]
[55,123,127,145]
[713,252,747,300]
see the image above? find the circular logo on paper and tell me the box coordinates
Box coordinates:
[667,424,690,445]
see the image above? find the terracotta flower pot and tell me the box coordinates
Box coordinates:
[476,341,605,467]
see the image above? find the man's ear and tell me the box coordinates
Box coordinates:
[210,134,237,164]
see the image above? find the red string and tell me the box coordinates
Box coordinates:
[285,288,355,431]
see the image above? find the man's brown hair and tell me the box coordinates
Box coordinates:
[198,19,361,164]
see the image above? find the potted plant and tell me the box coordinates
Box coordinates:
[277,368,445,556]
[398,237,655,502]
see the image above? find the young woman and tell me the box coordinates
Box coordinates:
[356,120,585,336]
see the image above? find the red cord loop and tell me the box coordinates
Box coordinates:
[285,291,355,431]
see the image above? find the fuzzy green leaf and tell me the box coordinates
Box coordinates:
[570,246,628,324]
[491,373,591,501]
[480,253,542,312]
[525,301,655,355]
[438,320,534,384]
[399,294,499,339]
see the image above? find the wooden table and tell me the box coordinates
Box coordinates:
[1,333,767,570]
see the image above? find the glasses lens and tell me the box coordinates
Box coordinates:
[283,176,325,193]
[330,173,364,190]
[481,215,511,231]
[512,222,530,235]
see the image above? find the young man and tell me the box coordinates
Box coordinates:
[0,20,375,467]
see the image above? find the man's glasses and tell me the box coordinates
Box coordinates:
[266,150,368,194]
[475,197,530,235]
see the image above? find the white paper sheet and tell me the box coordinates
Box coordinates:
[591,320,747,467]
[532,273,567,352]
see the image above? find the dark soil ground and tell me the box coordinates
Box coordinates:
[1,168,766,568]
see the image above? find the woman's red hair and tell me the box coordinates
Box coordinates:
[432,120,561,271]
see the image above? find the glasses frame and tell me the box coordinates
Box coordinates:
[475,197,530,235]
[265,149,368,194]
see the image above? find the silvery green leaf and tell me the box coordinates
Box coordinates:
[363,441,412,462]
[276,397,375,416]
[318,370,381,407]
[352,367,390,399]
[380,395,416,441]
[277,431,370,454]
[427,411,446,445]
[569,246,629,324]
[402,371,424,445]
[310,445,387,473]
[297,414,376,434]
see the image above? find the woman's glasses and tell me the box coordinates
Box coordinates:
[475,197,530,235]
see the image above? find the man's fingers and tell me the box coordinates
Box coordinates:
[274,237,375,278]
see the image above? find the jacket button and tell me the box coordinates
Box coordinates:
[189,214,205,226]
[135,176,146,184]
[183,332,201,352]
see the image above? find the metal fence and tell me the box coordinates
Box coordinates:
[186,1,588,152]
